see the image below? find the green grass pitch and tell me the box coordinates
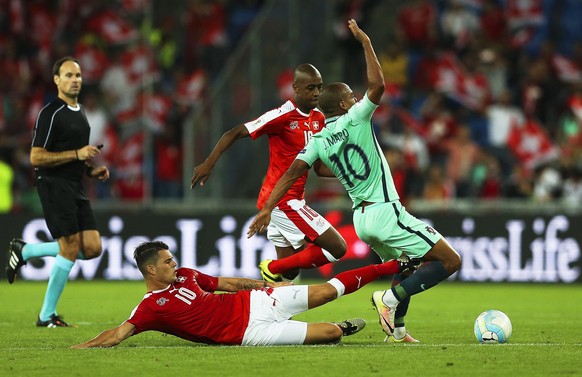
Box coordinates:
[0,280,580,377]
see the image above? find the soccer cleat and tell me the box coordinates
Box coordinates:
[371,290,397,337]
[258,259,282,283]
[36,314,70,328]
[389,332,420,343]
[6,238,27,284]
[397,256,421,273]
[335,318,366,337]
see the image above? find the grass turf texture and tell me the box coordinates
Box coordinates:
[0,281,580,377]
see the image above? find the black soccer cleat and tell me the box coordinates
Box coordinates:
[335,318,366,337]
[6,238,27,284]
[398,257,421,273]
[36,314,70,328]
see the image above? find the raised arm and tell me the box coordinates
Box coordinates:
[70,321,136,349]
[347,19,384,104]
[247,159,311,238]
[191,124,250,188]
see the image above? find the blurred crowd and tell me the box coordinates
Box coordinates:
[311,0,582,208]
[1,0,582,215]
[0,0,264,213]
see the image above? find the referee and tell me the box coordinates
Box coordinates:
[5,57,109,327]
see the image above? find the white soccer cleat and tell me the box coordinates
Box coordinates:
[389,332,420,343]
[371,290,398,337]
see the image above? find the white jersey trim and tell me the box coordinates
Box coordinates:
[244,100,296,134]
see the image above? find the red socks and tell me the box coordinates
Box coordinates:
[268,245,332,274]
[333,260,399,295]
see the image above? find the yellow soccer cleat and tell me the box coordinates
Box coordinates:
[258,259,283,283]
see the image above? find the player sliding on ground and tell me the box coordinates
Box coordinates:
[71,241,419,348]
[248,19,461,343]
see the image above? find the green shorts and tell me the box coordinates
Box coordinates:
[353,201,442,262]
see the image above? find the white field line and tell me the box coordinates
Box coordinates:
[2,343,581,350]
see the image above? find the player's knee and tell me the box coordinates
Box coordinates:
[282,269,300,281]
[452,252,462,272]
[83,243,103,259]
[328,326,343,343]
[330,238,347,259]
[319,324,343,344]
[310,285,339,307]
[321,285,339,304]
[444,250,462,275]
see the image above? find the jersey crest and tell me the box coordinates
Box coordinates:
[156,297,170,306]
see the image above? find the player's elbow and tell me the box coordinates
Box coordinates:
[370,81,385,93]
[30,152,41,167]
[367,83,385,104]
[226,124,250,140]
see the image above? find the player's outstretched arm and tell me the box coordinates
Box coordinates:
[70,321,136,349]
[216,277,291,292]
[191,124,250,188]
[347,19,384,104]
[247,159,310,238]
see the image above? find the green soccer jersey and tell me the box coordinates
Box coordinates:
[297,94,399,209]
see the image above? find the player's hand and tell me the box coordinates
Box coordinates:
[191,161,212,189]
[77,145,101,161]
[347,19,370,45]
[91,166,110,181]
[247,209,271,238]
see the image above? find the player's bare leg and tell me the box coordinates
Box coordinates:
[303,322,344,344]
[79,230,103,259]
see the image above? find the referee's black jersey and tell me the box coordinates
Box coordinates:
[31,97,90,181]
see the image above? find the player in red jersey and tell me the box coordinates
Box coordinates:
[191,64,348,282]
[71,241,420,347]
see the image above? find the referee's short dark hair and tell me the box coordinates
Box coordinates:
[52,56,80,76]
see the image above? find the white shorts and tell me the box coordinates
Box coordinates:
[267,199,331,249]
[241,285,310,346]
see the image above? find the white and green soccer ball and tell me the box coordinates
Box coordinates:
[474,309,512,344]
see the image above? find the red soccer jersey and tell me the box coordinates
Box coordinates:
[127,268,251,345]
[244,100,325,209]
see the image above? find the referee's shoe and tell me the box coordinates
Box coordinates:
[36,314,70,328]
[6,238,27,284]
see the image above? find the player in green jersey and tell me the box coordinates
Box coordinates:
[248,19,461,343]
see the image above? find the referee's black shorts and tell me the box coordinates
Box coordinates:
[36,176,98,239]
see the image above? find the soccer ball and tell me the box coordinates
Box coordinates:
[474,309,512,344]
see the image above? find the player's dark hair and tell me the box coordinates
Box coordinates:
[318,82,346,116]
[52,56,80,76]
[134,241,169,275]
